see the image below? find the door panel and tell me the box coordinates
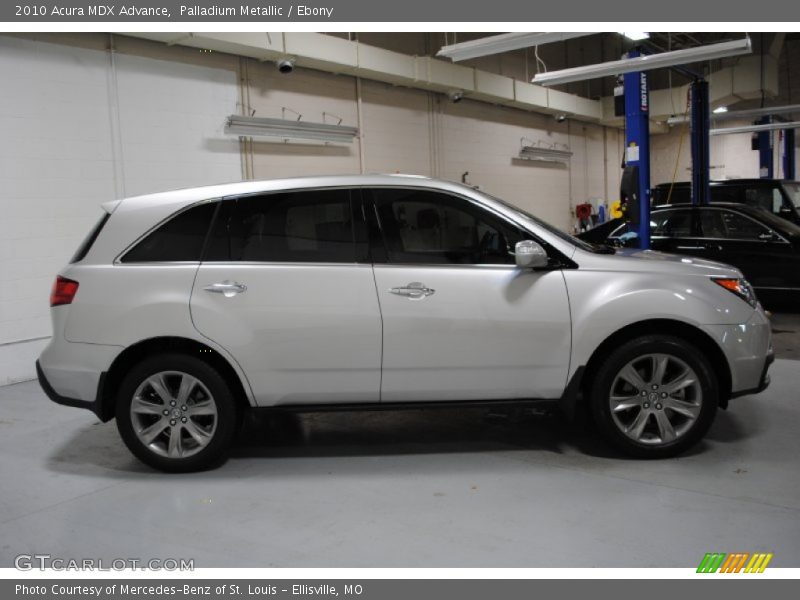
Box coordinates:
[189,188,381,407]
[190,264,382,406]
[365,187,571,402]
[373,266,571,401]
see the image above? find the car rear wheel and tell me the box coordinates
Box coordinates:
[590,335,718,458]
[116,354,238,472]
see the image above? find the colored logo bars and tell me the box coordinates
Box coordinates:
[697,552,774,573]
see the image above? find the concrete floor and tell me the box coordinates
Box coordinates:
[1,320,799,568]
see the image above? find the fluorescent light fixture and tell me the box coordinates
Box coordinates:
[518,143,573,164]
[713,106,728,114]
[620,32,649,41]
[668,103,800,125]
[532,37,752,86]
[711,121,800,136]
[225,115,358,144]
[437,32,598,62]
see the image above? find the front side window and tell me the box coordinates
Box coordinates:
[371,188,530,265]
[715,210,771,240]
[204,189,356,263]
[121,202,217,263]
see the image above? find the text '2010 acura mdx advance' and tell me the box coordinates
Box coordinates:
[37,175,774,471]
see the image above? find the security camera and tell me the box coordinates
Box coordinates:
[555,114,568,123]
[448,90,464,103]
[277,58,295,74]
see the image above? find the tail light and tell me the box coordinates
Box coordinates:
[50,276,79,307]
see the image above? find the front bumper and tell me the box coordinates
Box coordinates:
[730,349,774,399]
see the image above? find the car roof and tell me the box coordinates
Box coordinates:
[652,202,757,211]
[112,174,479,212]
[654,179,795,188]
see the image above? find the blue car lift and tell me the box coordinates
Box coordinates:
[783,127,796,180]
[757,116,774,179]
[623,51,651,249]
[690,79,711,204]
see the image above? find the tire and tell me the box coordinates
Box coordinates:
[589,335,718,458]
[115,353,238,472]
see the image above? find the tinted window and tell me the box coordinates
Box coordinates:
[121,202,216,263]
[371,189,529,265]
[71,212,110,263]
[205,189,356,263]
[716,210,770,240]
[742,186,782,213]
[652,209,694,238]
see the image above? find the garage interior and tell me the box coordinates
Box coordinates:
[1,31,799,567]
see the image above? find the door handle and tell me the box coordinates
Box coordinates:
[676,246,707,251]
[389,282,435,299]
[203,281,247,297]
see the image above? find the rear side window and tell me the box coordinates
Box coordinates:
[652,209,695,238]
[204,189,356,263]
[70,212,111,263]
[121,202,217,263]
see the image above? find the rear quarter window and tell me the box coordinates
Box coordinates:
[120,202,217,263]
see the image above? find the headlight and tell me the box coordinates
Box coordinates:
[711,277,758,308]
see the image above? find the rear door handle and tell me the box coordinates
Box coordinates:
[389,282,435,299]
[203,281,247,297]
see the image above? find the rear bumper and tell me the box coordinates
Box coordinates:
[36,360,105,420]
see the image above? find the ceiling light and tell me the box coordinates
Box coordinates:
[710,121,800,136]
[668,103,800,125]
[224,115,358,144]
[532,38,752,87]
[620,32,649,41]
[437,32,598,62]
[713,106,728,114]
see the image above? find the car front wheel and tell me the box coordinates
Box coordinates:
[590,335,718,458]
[115,354,238,472]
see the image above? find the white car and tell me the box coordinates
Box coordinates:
[37,175,774,471]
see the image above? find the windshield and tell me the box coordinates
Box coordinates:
[478,191,609,253]
[784,182,800,209]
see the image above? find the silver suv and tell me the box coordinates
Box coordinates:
[37,175,774,471]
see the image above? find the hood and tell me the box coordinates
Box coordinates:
[588,248,743,278]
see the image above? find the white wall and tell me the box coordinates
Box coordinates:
[0,35,241,385]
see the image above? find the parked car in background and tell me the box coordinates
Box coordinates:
[38,176,773,471]
[651,179,800,225]
[585,202,800,307]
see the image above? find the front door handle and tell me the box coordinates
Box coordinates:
[203,281,247,297]
[389,282,435,299]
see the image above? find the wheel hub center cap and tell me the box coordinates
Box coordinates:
[171,408,182,419]
[648,392,659,403]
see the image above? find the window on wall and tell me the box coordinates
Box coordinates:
[370,188,531,265]
[204,189,357,263]
[121,202,217,263]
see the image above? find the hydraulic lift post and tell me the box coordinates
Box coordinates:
[784,128,796,180]
[690,79,711,204]
[757,116,774,179]
[623,50,651,249]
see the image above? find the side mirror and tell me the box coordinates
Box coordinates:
[513,240,549,269]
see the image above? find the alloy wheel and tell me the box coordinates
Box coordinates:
[608,353,703,446]
[130,371,218,458]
